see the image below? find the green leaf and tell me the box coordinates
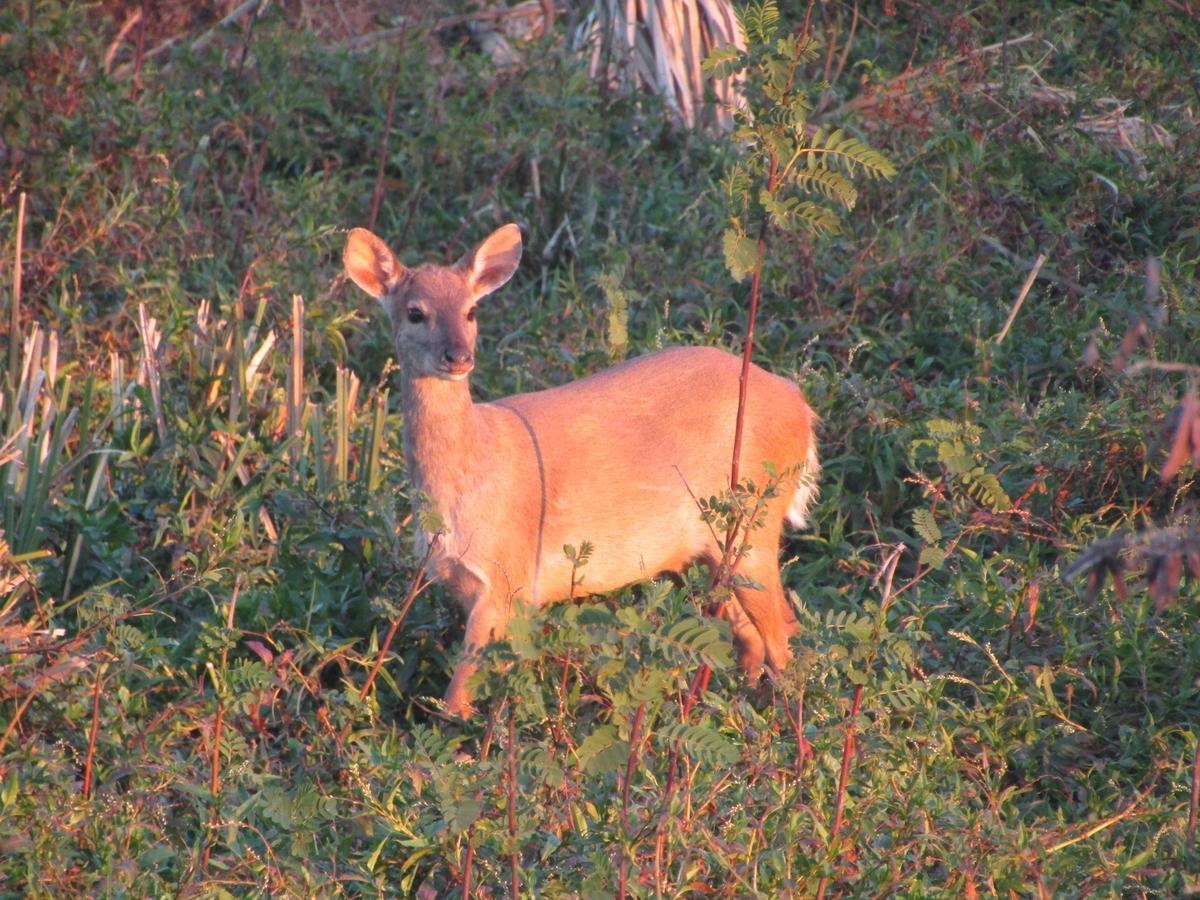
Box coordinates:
[575,724,629,776]
[912,508,942,544]
[919,545,947,570]
[722,228,760,282]
[446,797,482,834]
[661,722,740,765]
[702,44,744,80]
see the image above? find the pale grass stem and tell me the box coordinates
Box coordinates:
[203,578,241,871]
[6,192,24,393]
[287,294,305,468]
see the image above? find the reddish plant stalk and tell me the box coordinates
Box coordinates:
[1189,736,1200,843]
[82,661,105,799]
[727,225,769,491]
[507,704,520,897]
[462,709,498,900]
[815,684,864,900]
[618,702,647,900]
[368,65,404,234]
[204,580,240,870]
[355,544,434,703]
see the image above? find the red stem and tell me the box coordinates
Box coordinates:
[618,702,647,900]
[816,684,864,900]
[507,704,520,897]
[356,546,434,703]
[1189,735,1200,843]
[203,581,240,871]
[82,662,104,799]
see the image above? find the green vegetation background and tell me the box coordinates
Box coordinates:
[1,1,1199,894]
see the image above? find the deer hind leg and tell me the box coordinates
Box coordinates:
[732,548,797,675]
[717,595,766,676]
[444,593,511,718]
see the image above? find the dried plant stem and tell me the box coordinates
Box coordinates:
[354,542,435,708]
[995,252,1047,343]
[7,192,25,393]
[203,578,240,871]
[287,295,305,467]
[828,32,1036,118]
[368,65,405,234]
[1189,736,1200,844]
[82,661,105,799]
[0,672,41,757]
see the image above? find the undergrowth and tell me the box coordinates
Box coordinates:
[1,0,1199,895]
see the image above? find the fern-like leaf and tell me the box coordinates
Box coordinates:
[737,0,780,45]
[912,508,943,544]
[660,722,740,765]
[812,128,897,179]
[702,44,744,80]
[791,168,858,209]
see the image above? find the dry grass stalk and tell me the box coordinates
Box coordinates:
[287,294,305,468]
[580,0,745,131]
[995,252,1047,343]
[136,304,168,444]
[6,193,25,393]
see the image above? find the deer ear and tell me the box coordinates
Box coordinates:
[459,224,522,300]
[344,228,406,299]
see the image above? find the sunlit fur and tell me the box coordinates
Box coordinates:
[344,224,819,717]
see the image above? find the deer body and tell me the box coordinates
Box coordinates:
[345,225,818,716]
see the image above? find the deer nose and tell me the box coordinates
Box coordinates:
[443,348,474,372]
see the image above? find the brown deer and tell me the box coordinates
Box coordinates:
[343,223,819,716]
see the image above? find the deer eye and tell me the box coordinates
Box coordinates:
[406,307,425,324]
[466,306,477,322]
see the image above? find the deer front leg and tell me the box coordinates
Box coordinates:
[444,594,511,718]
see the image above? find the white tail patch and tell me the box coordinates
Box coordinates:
[785,443,821,528]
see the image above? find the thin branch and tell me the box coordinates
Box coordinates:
[826,32,1036,119]
[82,660,106,799]
[995,252,1046,343]
[368,66,405,234]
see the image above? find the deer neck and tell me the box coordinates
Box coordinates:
[400,373,480,514]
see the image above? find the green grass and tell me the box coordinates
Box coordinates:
[2,0,1199,894]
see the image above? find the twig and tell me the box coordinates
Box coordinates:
[203,577,241,871]
[102,8,142,73]
[115,0,264,78]
[369,58,406,234]
[507,704,520,898]
[445,135,534,256]
[398,181,425,250]
[831,2,859,88]
[194,0,263,55]
[827,32,1036,118]
[1123,360,1200,376]
[1189,737,1200,843]
[7,192,25,394]
[816,546,902,899]
[82,660,106,799]
[350,541,436,709]
[462,709,498,899]
[1044,787,1152,853]
[343,6,544,53]
[994,252,1046,343]
[618,702,648,900]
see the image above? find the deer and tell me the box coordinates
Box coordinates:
[343,223,819,717]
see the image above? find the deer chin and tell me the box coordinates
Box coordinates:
[438,365,473,381]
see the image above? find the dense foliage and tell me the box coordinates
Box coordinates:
[2,1,1198,894]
